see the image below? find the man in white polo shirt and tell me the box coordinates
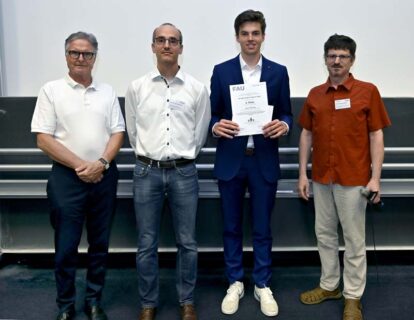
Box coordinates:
[31,31,125,320]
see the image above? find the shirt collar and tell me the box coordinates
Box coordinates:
[324,73,355,93]
[239,54,262,71]
[65,74,97,90]
[150,67,185,84]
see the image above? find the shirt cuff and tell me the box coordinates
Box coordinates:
[212,122,220,138]
[281,121,289,135]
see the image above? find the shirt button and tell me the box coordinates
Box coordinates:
[167,99,170,102]
[167,142,170,146]
[167,128,169,131]
[167,113,169,116]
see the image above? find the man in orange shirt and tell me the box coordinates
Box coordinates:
[297,34,391,320]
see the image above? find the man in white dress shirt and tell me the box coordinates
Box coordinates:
[125,23,211,320]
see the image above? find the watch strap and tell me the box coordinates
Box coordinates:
[98,157,110,170]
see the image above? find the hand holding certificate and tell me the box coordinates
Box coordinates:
[230,82,273,136]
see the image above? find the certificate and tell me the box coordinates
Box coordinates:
[230,82,273,136]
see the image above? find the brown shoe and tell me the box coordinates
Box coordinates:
[181,304,197,320]
[300,286,342,304]
[138,307,156,320]
[343,299,363,320]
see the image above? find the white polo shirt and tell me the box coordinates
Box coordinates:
[31,75,125,161]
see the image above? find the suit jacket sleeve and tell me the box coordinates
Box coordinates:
[276,66,293,129]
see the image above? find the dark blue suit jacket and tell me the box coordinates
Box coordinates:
[209,55,293,183]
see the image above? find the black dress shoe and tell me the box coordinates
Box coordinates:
[84,305,108,320]
[56,309,74,320]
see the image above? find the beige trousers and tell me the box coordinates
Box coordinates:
[313,182,367,299]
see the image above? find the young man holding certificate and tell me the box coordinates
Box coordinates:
[209,9,292,317]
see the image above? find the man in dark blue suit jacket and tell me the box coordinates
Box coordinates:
[209,10,292,317]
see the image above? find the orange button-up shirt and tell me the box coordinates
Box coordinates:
[298,74,391,186]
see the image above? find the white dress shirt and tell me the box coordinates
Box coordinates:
[31,75,125,161]
[240,55,262,148]
[125,68,211,161]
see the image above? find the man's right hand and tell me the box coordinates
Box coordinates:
[213,119,240,138]
[298,175,310,201]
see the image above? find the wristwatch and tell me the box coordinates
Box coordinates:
[98,157,110,170]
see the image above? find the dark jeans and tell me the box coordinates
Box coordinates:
[47,162,118,312]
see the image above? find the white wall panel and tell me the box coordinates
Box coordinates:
[0,0,413,97]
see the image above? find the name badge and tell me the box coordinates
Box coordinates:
[335,98,351,110]
[169,100,185,110]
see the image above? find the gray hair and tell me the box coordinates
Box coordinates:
[64,31,98,52]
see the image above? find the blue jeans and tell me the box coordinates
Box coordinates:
[133,159,199,307]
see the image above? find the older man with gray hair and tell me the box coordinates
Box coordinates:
[31,31,125,320]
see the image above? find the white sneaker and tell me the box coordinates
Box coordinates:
[254,285,279,317]
[221,281,244,314]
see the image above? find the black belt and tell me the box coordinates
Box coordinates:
[245,148,255,156]
[137,155,194,168]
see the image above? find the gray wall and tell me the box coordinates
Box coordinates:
[1,97,414,253]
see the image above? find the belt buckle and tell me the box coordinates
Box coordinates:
[147,159,154,167]
[245,148,254,156]
[166,160,175,169]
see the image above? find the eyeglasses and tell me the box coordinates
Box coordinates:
[326,54,352,62]
[66,50,96,60]
[154,37,181,47]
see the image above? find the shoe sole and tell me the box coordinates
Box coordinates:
[254,290,279,317]
[300,291,343,305]
[221,290,245,315]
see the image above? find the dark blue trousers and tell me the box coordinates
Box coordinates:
[47,162,118,312]
[218,154,277,287]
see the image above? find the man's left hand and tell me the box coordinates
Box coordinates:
[263,119,288,138]
[365,178,381,204]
